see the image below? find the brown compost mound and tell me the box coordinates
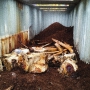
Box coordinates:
[32,22,74,45]
[0,22,90,90]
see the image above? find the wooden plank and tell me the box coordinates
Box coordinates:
[0,31,29,56]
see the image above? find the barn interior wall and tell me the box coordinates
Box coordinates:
[68,0,90,63]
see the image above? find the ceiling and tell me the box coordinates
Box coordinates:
[16,0,81,12]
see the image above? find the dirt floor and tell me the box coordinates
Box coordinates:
[0,22,90,90]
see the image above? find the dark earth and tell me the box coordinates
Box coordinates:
[0,22,90,90]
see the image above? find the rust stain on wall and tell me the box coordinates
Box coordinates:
[1,38,5,56]
[0,31,29,56]
[17,2,23,10]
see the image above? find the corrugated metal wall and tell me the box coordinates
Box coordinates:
[0,0,17,37]
[0,0,43,38]
[32,8,42,35]
[42,11,68,30]
[68,0,90,63]
[0,0,43,56]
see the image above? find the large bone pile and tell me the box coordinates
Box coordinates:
[1,38,78,76]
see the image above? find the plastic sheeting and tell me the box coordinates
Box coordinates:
[68,0,90,63]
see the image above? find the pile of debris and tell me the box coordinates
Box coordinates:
[0,22,78,77]
[1,38,78,76]
[2,48,48,73]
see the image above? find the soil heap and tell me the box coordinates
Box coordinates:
[32,22,74,46]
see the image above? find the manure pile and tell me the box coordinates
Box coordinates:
[32,22,74,46]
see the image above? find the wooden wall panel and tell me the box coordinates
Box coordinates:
[1,38,6,56]
[0,39,1,57]
[0,31,29,56]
